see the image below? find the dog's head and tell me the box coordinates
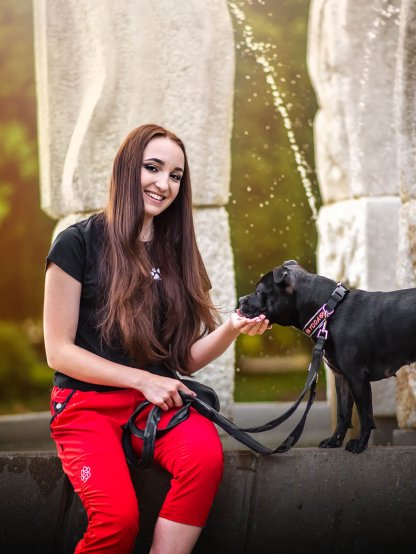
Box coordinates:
[238,260,306,326]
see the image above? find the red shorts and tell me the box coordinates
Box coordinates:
[50,386,224,554]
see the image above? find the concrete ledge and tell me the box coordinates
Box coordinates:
[1,448,415,553]
[0,402,331,452]
[393,428,416,446]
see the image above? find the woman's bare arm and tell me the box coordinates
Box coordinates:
[44,263,195,409]
[187,312,270,373]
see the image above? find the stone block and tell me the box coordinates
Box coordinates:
[247,447,416,553]
[371,379,397,418]
[33,0,235,218]
[317,196,401,290]
[2,449,416,553]
[396,363,416,429]
[0,453,65,553]
[395,0,416,200]
[396,200,416,288]
[0,411,53,451]
[308,0,401,203]
[194,207,236,416]
[393,428,416,445]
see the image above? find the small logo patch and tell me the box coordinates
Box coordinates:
[151,267,161,280]
[80,466,91,482]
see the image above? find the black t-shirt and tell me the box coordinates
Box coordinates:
[46,213,171,391]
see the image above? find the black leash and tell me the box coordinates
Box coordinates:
[122,283,349,468]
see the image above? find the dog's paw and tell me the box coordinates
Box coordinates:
[345,439,368,454]
[318,437,343,448]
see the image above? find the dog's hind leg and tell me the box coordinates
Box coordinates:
[344,377,374,454]
[319,373,353,449]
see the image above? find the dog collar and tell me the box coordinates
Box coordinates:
[302,283,349,338]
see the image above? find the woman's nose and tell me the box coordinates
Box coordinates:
[155,173,169,190]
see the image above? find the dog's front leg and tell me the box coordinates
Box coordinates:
[344,377,374,454]
[319,373,353,449]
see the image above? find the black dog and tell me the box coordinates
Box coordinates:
[238,260,416,453]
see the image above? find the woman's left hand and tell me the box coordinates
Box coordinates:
[229,311,271,336]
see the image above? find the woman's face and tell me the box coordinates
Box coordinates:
[141,136,184,223]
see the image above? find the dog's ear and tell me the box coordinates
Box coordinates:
[273,267,290,287]
[283,259,299,268]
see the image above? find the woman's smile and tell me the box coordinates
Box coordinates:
[144,190,166,202]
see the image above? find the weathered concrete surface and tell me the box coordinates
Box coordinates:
[308,0,416,428]
[0,453,64,553]
[33,0,237,416]
[1,449,415,553]
[396,363,416,428]
[33,0,235,216]
[308,0,401,204]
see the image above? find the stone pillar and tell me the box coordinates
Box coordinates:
[308,0,416,442]
[393,0,416,443]
[33,0,236,414]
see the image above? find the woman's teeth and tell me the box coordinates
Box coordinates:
[145,191,164,201]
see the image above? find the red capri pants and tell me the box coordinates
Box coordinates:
[50,386,224,554]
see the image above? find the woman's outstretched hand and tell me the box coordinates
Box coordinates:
[139,374,196,411]
[229,310,271,336]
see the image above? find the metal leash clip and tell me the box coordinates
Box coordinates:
[317,319,328,340]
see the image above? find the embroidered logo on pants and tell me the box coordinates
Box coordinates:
[81,466,91,482]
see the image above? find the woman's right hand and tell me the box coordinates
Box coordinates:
[139,374,197,411]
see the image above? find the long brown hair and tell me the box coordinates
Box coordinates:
[98,124,219,373]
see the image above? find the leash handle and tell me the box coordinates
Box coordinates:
[122,336,326,466]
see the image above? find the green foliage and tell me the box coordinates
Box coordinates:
[0,0,55,322]
[0,321,51,402]
[0,0,54,411]
[0,121,39,224]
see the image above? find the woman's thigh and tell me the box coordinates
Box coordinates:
[151,409,224,526]
[50,388,140,522]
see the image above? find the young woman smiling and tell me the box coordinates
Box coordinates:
[44,124,269,554]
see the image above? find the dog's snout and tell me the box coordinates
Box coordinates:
[238,295,248,305]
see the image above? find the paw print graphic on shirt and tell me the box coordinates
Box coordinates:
[151,267,161,280]
[81,466,91,483]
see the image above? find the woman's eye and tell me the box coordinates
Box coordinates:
[144,164,158,172]
[170,173,182,182]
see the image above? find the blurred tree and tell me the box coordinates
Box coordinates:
[0,0,55,322]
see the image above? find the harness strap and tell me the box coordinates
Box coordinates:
[303,283,349,337]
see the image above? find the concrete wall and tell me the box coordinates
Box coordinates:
[1,449,415,553]
[308,0,416,431]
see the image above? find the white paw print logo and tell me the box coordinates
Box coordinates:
[80,466,91,483]
[151,267,161,280]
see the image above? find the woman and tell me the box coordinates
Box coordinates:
[44,123,269,554]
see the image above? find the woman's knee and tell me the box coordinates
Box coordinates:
[106,496,139,536]
[179,424,224,483]
[82,493,139,550]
